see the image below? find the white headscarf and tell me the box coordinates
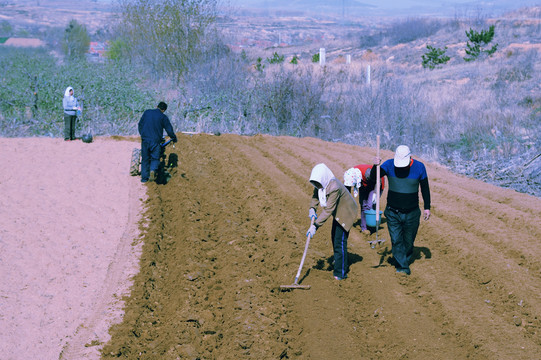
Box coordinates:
[343,167,362,189]
[64,86,74,99]
[309,163,335,207]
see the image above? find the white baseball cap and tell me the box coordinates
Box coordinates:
[394,145,411,167]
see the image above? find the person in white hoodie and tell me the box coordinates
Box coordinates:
[307,163,358,280]
[62,86,80,141]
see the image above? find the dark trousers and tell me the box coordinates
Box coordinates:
[141,141,161,181]
[63,114,77,140]
[331,219,349,279]
[384,207,421,272]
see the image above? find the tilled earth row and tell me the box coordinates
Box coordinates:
[102,134,541,359]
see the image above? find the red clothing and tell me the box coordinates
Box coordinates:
[354,164,385,190]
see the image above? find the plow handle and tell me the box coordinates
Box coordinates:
[161,139,173,148]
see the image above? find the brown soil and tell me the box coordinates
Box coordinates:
[98,134,541,359]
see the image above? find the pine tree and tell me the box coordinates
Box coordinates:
[464,25,498,62]
[422,45,450,69]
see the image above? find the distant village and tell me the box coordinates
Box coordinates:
[0,32,328,60]
[0,12,339,60]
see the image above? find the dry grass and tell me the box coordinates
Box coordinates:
[213,7,541,195]
[1,3,539,195]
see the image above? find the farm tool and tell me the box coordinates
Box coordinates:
[129,136,178,184]
[280,219,314,290]
[369,135,386,249]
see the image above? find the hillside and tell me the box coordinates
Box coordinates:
[97,134,540,359]
[1,3,539,199]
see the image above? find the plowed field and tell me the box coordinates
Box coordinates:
[101,134,541,359]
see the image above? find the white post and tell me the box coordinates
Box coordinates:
[376,135,380,224]
[319,48,326,66]
[346,54,351,64]
[366,64,371,85]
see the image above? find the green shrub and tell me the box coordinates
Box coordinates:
[312,53,319,63]
[106,38,129,61]
[0,19,12,36]
[62,19,90,59]
[255,57,265,72]
[267,52,284,64]
[422,45,450,69]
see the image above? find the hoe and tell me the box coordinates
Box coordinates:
[280,219,314,290]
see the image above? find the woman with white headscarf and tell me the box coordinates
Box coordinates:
[307,163,358,280]
[62,86,80,141]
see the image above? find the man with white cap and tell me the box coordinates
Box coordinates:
[369,145,431,275]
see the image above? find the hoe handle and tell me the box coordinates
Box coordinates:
[294,218,315,284]
[376,135,381,223]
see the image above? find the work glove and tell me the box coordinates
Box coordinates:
[369,192,377,206]
[308,208,317,220]
[306,224,317,238]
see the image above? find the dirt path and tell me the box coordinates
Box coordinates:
[100,134,541,359]
[0,137,145,360]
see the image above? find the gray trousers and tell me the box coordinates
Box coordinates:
[64,114,77,140]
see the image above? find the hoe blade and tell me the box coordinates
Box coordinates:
[280,284,311,291]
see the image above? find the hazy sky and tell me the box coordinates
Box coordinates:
[227,0,539,17]
[28,0,538,18]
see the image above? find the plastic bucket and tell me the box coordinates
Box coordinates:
[365,209,383,227]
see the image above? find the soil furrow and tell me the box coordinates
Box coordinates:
[100,134,541,360]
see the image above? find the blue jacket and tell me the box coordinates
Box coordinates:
[370,159,431,212]
[138,108,178,144]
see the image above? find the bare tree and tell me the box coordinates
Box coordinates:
[115,0,219,81]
